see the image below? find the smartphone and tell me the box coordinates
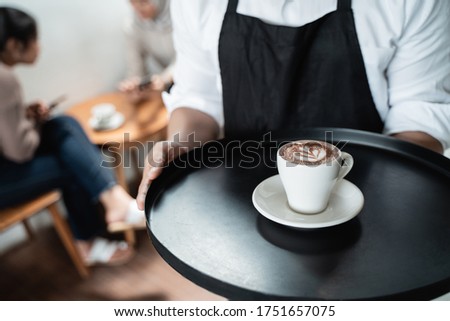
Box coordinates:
[138,75,153,90]
[48,95,67,110]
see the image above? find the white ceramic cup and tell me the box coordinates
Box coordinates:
[91,103,116,126]
[277,140,354,214]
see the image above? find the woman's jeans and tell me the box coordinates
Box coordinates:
[0,116,116,240]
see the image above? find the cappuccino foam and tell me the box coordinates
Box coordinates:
[279,140,339,165]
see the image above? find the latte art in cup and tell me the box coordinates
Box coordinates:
[277,139,354,213]
[279,141,339,165]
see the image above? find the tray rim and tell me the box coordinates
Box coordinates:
[144,128,450,300]
[145,127,450,212]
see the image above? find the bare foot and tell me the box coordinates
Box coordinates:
[99,185,134,225]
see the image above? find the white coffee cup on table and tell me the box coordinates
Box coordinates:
[91,103,116,127]
[277,140,354,214]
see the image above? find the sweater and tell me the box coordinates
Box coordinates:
[0,62,39,163]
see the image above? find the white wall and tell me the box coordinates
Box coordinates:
[0,0,131,110]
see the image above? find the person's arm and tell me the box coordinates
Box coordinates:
[159,61,174,84]
[383,0,450,154]
[167,107,219,144]
[391,131,443,154]
[119,17,152,104]
[151,32,176,90]
[150,62,174,91]
[137,1,223,209]
[123,17,148,79]
[0,87,40,163]
[136,107,218,209]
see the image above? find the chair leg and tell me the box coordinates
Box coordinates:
[47,203,90,278]
[113,145,129,192]
[22,219,34,240]
[130,147,142,179]
[124,228,136,247]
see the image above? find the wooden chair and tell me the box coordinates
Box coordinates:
[0,191,89,278]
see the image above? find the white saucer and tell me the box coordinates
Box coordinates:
[89,112,125,131]
[252,175,364,229]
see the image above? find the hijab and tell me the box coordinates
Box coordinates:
[134,0,172,32]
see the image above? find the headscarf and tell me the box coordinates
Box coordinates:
[134,0,171,32]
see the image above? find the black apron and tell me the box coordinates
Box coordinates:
[218,0,384,138]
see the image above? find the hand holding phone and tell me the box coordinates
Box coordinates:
[48,94,68,110]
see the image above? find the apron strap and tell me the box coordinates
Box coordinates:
[226,0,239,13]
[337,0,352,11]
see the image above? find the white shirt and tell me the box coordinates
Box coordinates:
[163,0,450,149]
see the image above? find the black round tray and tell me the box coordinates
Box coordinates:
[145,128,450,300]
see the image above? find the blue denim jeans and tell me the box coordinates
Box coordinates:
[0,116,116,240]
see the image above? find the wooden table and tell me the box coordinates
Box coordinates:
[66,91,168,191]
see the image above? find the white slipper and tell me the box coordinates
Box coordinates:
[84,237,134,267]
[107,201,147,233]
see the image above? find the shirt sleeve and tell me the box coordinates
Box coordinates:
[0,74,40,163]
[162,0,224,128]
[123,16,148,78]
[159,60,174,84]
[383,0,450,150]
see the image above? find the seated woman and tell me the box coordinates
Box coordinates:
[0,7,144,266]
[119,0,175,103]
